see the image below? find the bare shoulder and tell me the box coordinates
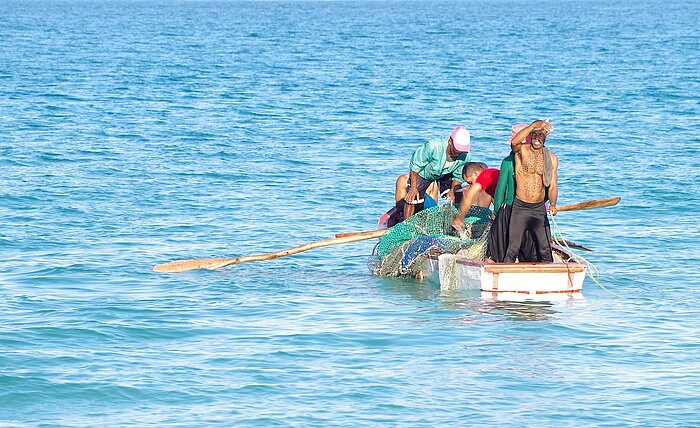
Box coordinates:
[549,150,559,167]
[511,139,524,153]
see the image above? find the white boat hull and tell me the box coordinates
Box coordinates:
[423,246,587,301]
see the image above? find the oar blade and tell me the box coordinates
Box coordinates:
[557,196,620,212]
[152,258,233,273]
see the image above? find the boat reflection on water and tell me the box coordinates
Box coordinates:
[372,278,585,324]
[377,276,585,323]
[482,300,559,322]
[440,288,584,322]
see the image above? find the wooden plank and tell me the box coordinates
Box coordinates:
[483,263,586,274]
[455,258,485,267]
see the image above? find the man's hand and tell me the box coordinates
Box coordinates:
[446,188,456,205]
[531,120,554,134]
[548,203,557,216]
[405,186,420,204]
[452,216,465,232]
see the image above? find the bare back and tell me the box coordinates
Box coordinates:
[473,190,493,208]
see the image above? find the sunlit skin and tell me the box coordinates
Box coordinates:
[510,121,559,215]
[461,170,492,208]
[451,166,493,232]
[395,173,438,203]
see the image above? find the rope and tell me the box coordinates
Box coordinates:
[549,213,623,298]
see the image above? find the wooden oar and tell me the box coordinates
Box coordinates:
[556,196,620,212]
[153,196,620,273]
[152,229,387,273]
[335,196,621,238]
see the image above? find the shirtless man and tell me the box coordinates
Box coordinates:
[503,120,558,263]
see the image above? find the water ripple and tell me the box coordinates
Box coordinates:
[1,0,699,426]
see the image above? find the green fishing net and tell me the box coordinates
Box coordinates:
[369,204,492,278]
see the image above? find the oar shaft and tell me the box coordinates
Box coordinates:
[154,197,620,273]
[335,196,621,238]
[335,229,387,239]
[221,229,386,268]
[153,229,387,273]
[557,197,621,212]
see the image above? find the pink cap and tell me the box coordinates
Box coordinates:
[450,126,471,153]
[507,123,531,145]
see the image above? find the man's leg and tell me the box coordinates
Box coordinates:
[403,175,431,219]
[436,176,454,203]
[503,200,530,262]
[532,207,553,262]
[518,231,539,262]
[395,173,409,202]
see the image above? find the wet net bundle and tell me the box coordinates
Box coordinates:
[368,204,492,278]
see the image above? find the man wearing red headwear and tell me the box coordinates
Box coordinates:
[504,120,559,263]
[402,126,472,219]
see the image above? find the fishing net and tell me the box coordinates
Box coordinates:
[368,204,492,279]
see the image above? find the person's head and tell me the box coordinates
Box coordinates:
[448,126,471,159]
[462,162,487,185]
[529,129,548,150]
[507,123,549,149]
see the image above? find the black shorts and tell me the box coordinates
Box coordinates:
[406,174,454,200]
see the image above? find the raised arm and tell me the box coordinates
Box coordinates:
[510,120,553,152]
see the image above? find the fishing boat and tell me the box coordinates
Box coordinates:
[366,198,620,301]
[152,197,617,302]
[420,244,587,301]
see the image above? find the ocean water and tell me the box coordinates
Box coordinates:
[1,0,699,426]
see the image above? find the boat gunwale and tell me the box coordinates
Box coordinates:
[425,245,587,272]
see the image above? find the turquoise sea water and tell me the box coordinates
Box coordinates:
[2,0,699,426]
